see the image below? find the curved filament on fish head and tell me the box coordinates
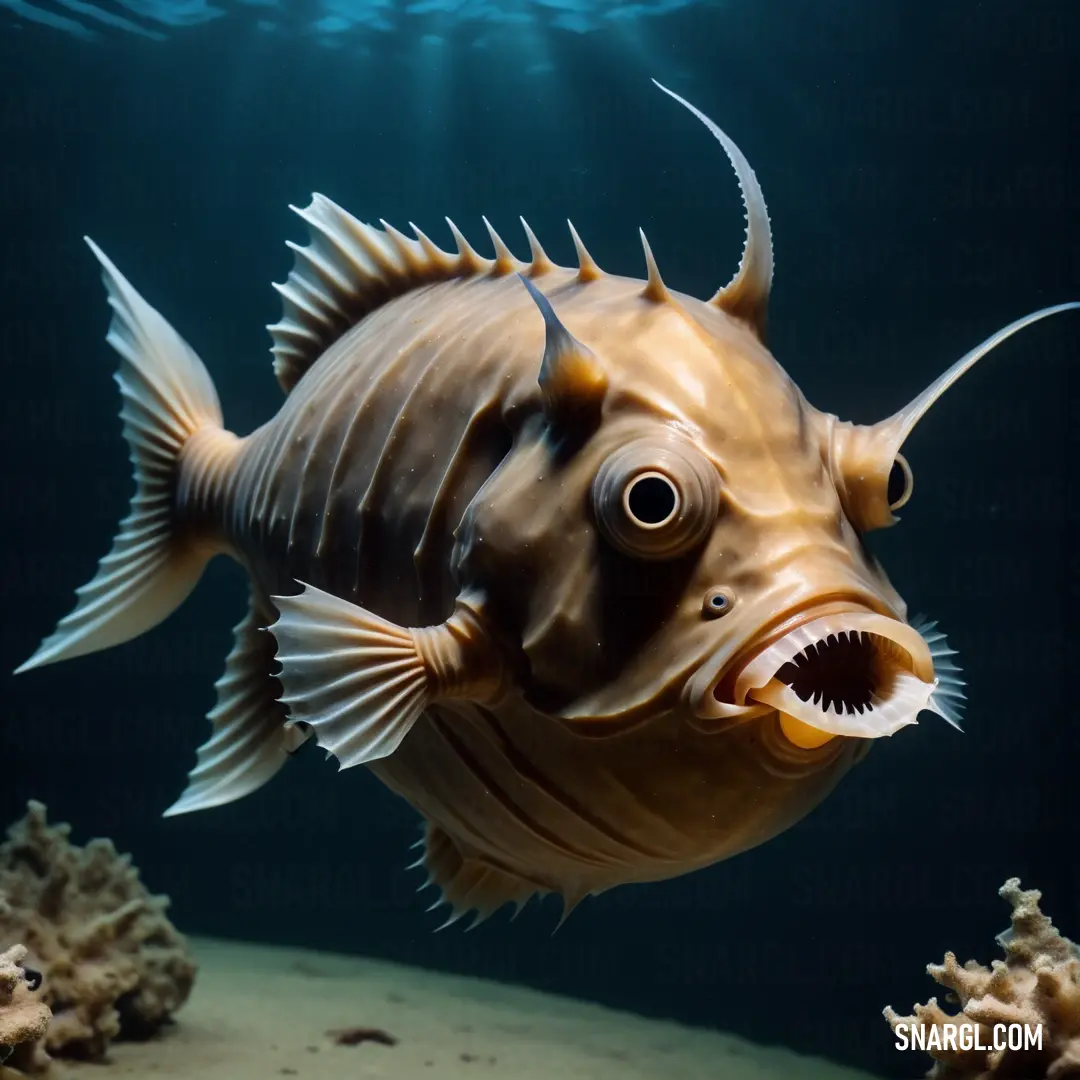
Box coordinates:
[824,303,1080,533]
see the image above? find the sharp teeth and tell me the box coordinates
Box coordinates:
[732,611,936,705]
[748,671,931,738]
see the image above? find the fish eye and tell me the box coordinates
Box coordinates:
[624,472,679,528]
[887,453,913,511]
[703,589,734,617]
[592,436,720,560]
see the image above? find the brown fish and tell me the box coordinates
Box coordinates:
[16,82,1078,926]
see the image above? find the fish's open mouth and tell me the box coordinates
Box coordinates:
[691,607,964,748]
[770,632,913,715]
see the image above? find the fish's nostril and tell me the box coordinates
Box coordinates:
[702,588,735,618]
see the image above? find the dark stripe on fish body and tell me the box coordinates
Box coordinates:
[202,275,547,626]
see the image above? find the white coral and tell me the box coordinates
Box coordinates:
[0,943,51,1074]
[0,802,196,1062]
[884,878,1080,1079]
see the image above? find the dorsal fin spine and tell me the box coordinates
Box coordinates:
[271,280,322,319]
[445,218,484,275]
[352,219,403,277]
[284,239,352,293]
[651,80,773,338]
[567,221,602,282]
[380,220,426,272]
[638,228,671,303]
[409,222,455,269]
[519,217,553,276]
[482,216,519,276]
[271,321,319,345]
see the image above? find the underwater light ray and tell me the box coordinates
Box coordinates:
[52,0,167,37]
[0,0,100,38]
[2,0,719,38]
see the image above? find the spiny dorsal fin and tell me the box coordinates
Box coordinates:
[270,197,559,394]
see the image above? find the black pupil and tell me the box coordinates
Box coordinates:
[710,593,728,609]
[627,475,677,525]
[887,459,907,507]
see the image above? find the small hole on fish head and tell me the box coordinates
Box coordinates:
[624,472,679,529]
[703,589,735,618]
[21,967,42,992]
[592,436,719,560]
[887,453,913,511]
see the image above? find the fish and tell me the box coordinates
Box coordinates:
[16,81,1078,928]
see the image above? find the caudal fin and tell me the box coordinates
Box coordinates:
[15,239,224,673]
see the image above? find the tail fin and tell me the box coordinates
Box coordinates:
[15,239,224,673]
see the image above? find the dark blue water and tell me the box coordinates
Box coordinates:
[2,2,1078,1076]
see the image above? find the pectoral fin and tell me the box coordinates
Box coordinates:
[269,583,504,770]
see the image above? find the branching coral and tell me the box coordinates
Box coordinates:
[884,878,1080,1078]
[0,944,51,1075]
[0,801,196,1062]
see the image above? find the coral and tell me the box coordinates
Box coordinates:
[884,878,1080,1078]
[0,802,196,1062]
[0,944,51,1075]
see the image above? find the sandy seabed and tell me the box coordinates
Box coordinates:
[51,937,883,1080]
